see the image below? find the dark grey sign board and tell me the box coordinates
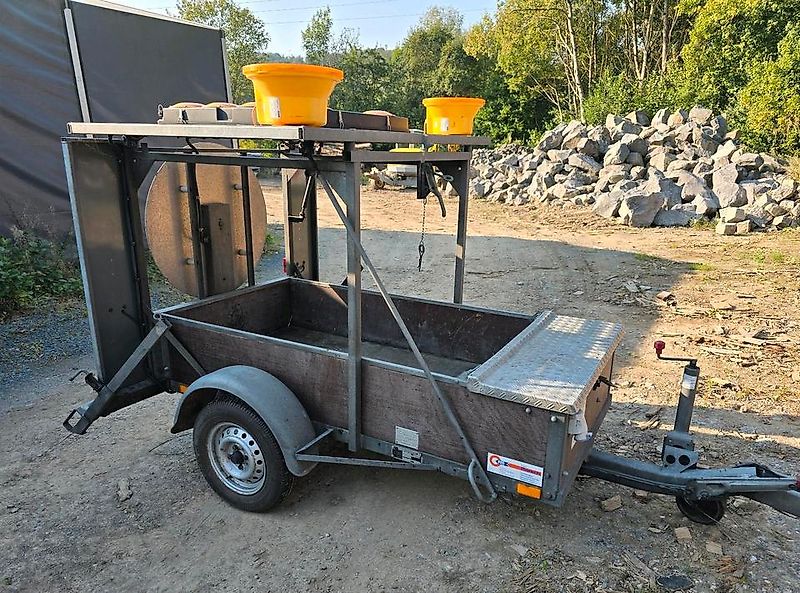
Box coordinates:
[0,0,230,237]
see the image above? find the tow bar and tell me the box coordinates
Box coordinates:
[581,341,799,524]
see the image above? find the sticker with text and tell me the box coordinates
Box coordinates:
[486,452,544,487]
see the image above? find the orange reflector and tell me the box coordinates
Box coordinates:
[178,384,188,394]
[516,483,542,499]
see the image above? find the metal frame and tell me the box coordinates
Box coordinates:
[62,125,483,462]
[67,0,221,30]
[63,7,91,124]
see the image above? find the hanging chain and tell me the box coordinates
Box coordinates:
[417,197,428,272]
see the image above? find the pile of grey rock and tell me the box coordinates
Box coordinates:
[469,107,800,234]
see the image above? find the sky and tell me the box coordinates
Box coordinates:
[120,0,496,56]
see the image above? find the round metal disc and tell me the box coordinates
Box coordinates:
[145,142,267,296]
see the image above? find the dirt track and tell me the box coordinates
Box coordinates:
[1,187,798,593]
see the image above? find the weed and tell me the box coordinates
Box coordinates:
[769,251,786,264]
[634,252,659,262]
[0,229,83,318]
[688,262,714,272]
[690,217,716,230]
[263,232,280,255]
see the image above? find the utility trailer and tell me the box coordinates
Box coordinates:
[61,122,799,521]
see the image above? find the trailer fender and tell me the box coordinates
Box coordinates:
[171,365,317,477]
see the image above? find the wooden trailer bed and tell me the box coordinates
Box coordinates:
[161,277,621,505]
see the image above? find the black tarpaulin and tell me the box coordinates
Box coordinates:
[0,0,229,237]
[0,0,81,236]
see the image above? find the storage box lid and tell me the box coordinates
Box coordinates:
[465,311,623,415]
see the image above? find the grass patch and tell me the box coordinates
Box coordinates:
[0,229,83,319]
[769,251,787,264]
[634,252,659,262]
[263,232,280,255]
[748,248,793,265]
[690,217,716,230]
[688,261,715,272]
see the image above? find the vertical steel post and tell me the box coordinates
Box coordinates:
[185,163,208,298]
[332,154,362,452]
[239,166,256,286]
[451,156,471,303]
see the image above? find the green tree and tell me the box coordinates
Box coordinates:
[675,0,800,112]
[176,0,269,103]
[301,8,395,113]
[392,7,476,125]
[734,21,800,154]
[301,7,334,66]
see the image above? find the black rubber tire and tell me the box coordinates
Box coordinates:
[675,496,726,525]
[193,397,292,512]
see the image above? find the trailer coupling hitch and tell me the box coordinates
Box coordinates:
[580,340,800,523]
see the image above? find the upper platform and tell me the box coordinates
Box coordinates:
[66,122,492,148]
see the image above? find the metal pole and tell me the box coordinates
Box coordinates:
[185,163,208,298]
[317,172,496,501]
[336,158,362,452]
[452,158,470,304]
[239,166,256,286]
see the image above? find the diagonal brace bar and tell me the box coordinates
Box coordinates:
[315,169,497,502]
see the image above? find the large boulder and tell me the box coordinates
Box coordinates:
[645,175,683,208]
[650,152,676,171]
[547,149,574,163]
[592,190,624,219]
[537,129,564,151]
[654,208,698,227]
[618,190,664,227]
[651,108,670,127]
[712,163,740,188]
[688,106,714,125]
[719,207,746,223]
[667,109,689,127]
[620,133,649,155]
[598,164,631,185]
[715,182,748,208]
[626,110,650,126]
[732,152,764,169]
[692,193,721,217]
[604,142,630,166]
[568,153,602,174]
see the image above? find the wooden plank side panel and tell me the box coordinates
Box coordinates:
[168,324,349,427]
[289,280,534,363]
[173,281,291,335]
[361,363,550,466]
[167,322,550,468]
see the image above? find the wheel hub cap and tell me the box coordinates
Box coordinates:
[207,422,266,495]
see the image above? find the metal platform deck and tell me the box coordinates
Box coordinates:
[66,122,492,147]
[466,311,624,414]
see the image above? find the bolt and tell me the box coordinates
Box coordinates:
[525,407,532,414]
[550,415,559,423]
[179,185,189,193]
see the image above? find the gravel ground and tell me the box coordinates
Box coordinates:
[0,187,797,593]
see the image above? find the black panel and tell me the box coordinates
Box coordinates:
[0,0,80,236]
[69,1,228,123]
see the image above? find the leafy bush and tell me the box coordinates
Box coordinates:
[0,230,83,318]
[732,22,800,155]
[675,0,800,114]
[583,73,679,126]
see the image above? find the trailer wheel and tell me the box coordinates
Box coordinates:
[675,496,726,524]
[193,397,292,512]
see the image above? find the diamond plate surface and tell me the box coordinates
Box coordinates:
[466,311,623,415]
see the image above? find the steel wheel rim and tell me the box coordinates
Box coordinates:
[207,422,266,495]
